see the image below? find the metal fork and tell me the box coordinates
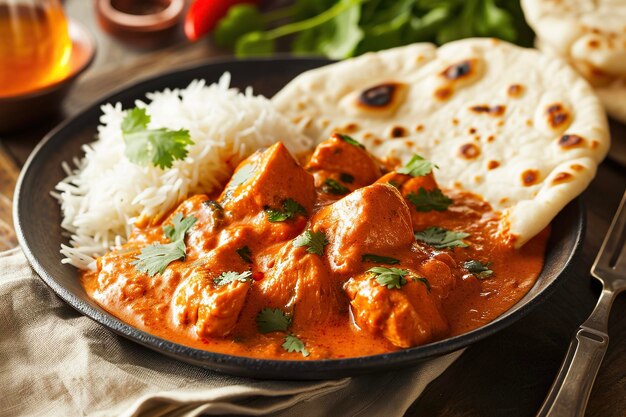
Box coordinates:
[537,190,626,417]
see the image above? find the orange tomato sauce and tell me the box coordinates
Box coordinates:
[82,135,549,360]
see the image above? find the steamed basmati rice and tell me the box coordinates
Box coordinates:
[55,74,312,270]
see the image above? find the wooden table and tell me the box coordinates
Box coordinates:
[1,2,625,416]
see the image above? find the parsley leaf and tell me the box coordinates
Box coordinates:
[256,308,292,333]
[163,213,197,242]
[367,266,410,289]
[282,334,310,357]
[322,178,349,195]
[236,246,253,263]
[406,188,452,212]
[362,254,400,265]
[416,277,431,292]
[122,107,194,170]
[336,133,365,149]
[397,154,437,177]
[464,260,494,280]
[265,198,307,222]
[132,214,197,276]
[214,270,253,287]
[340,172,354,183]
[293,230,328,256]
[414,227,469,249]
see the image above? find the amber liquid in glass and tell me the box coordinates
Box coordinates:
[0,2,72,97]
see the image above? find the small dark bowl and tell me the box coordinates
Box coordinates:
[0,20,96,133]
[13,58,585,380]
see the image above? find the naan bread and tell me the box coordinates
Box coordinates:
[522,0,626,122]
[272,39,610,247]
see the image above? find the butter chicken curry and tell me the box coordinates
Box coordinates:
[83,134,549,359]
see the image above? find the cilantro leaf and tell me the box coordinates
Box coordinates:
[367,266,410,289]
[236,246,253,263]
[322,178,349,195]
[131,241,186,277]
[214,270,252,287]
[415,277,431,292]
[397,154,437,177]
[256,308,292,333]
[282,334,310,357]
[132,214,197,276]
[163,213,197,242]
[122,107,194,170]
[406,188,452,212]
[362,254,400,265]
[265,198,307,222]
[414,227,469,249]
[464,260,494,279]
[336,133,365,149]
[214,4,264,49]
[293,230,328,256]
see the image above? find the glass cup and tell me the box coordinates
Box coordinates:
[0,0,72,97]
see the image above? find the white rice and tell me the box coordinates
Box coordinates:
[55,74,312,270]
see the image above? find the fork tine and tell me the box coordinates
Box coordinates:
[592,191,626,273]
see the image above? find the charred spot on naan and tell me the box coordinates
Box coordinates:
[351,82,409,116]
[507,84,525,98]
[521,169,541,186]
[545,103,572,130]
[487,160,500,170]
[389,126,408,138]
[551,172,574,185]
[558,134,586,149]
[434,58,484,101]
[458,143,481,159]
[469,104,506,117]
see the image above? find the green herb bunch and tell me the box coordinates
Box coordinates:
[213,0,534,59]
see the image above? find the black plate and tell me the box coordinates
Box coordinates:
[13,57,585,380]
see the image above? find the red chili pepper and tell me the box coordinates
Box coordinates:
[184,0,259,41]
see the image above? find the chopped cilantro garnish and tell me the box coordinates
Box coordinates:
[132,213,197,276]
[415,277,431,292]
[322,178,349,195]
[464,260,494,279]
[256,308,310,357]
[163,213,197,242]
[414,227,469,249]
[293,230,328,256]
[367,266,410,289]
[256,308,292,333]
[282,334,310,357]
[336,133,365,149]
[122,107,194,169]
[236,246,253,263]
[214,270,252,287]
[397,154,437,177]
[340,172,354,183]
[406,188,453,212]
[265,198,307,222]
[362,254,400,265]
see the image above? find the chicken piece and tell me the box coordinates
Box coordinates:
[345,272,449,348]
[312,183,414,274]
[172,267,251,338]
[220,142,316,219]
[307,134,382,192]
[258,243,344,327]
[400,172,439,194]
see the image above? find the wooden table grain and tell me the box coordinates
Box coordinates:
[1,2,625,416]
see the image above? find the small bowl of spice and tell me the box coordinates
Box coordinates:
[96,0,185,33]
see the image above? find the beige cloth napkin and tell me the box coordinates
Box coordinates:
[0,248,463,417]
